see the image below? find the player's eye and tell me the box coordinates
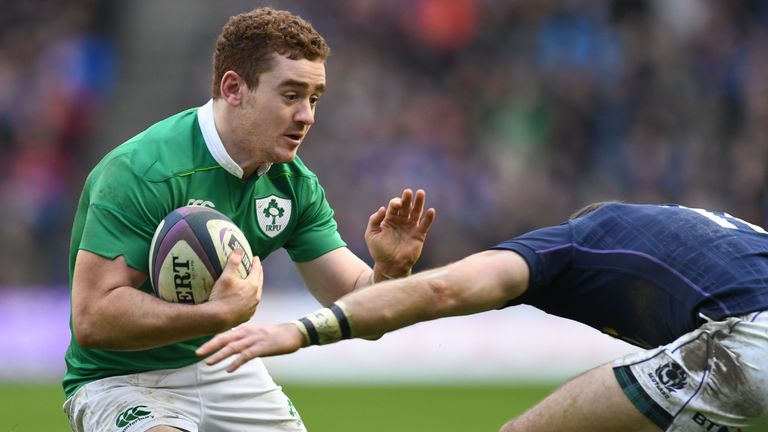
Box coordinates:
[310,96,320,107]
[284,93,299,102]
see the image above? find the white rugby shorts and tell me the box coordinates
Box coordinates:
[63,357,306,432]
[613,311,768,431]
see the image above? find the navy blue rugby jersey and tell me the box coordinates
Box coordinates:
[493,203,768,349]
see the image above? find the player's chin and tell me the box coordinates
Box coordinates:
[273,149,299,163]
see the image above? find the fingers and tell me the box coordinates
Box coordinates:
[397,188,414,218]
[408,189,426,223]
[377,188,433,228]
[196,328,236,358]
[246,255,263,298]
[246,255,263,282]
[367,207,386,232]
[196,324,303,373]
[222,248,244,278]
[409,190,435,234]
[386,196,403,219]
[420,207,436,233]
[227,352,251,372]
[384,189,417,219]
[196,326,255,370]
[393,189,433,225]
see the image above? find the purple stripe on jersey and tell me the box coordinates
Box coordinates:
[535,243,732,316]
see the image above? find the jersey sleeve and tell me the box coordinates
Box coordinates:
[284,177,346,262]
[491,222,574,307]
[79,156,170,273]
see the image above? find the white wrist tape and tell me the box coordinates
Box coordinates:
[291,301,351,346]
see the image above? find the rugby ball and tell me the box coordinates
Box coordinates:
[148,206,253,304]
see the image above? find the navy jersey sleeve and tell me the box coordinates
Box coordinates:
[492,223,573,307]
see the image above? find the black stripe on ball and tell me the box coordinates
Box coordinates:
[183,209,232,277]
[151,209,187,271]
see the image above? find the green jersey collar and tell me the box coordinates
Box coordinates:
[197,99,272,179]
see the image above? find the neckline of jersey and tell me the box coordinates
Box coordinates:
[197,99,272,179]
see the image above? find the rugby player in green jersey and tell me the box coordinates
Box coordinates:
[63,8,435,432]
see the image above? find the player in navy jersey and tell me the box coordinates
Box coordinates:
[199,202,768,431]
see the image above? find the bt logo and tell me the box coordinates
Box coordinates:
[691,412,742,432]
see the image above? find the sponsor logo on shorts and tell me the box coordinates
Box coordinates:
[648,361,688,399]
[115,405,153,430]
[691,411,742,431]
[287,398,303,428]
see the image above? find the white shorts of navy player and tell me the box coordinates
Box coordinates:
[611,311,768,432]
[64,358,305,432]
[500,311,768,431]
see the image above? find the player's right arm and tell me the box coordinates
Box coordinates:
[327,249,529,337]
[197,249,530,371]
[72,248,262,351]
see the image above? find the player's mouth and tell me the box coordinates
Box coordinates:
[283,132,304,145]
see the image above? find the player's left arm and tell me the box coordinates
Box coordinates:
[295,247,372,306]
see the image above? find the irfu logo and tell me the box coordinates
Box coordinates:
[255,195,292,238]
[263,198,285,224]
[115,405,152,428]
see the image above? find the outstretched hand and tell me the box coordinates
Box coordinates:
[196,323,304,372]
[365,189,436,279]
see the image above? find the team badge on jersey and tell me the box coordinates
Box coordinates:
[255,195,291,238]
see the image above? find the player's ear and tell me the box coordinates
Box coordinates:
[220,71,245,106]
[569,200,621,220]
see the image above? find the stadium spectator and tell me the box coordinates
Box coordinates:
[200,202,768,431]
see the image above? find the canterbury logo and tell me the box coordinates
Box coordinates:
[187,199,215,208]
[115,405,152,428]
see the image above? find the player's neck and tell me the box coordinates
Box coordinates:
[212,99,268,179]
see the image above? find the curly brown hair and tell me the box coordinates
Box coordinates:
[211,7,331,98]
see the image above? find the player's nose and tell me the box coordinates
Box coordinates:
[294,100,315,126]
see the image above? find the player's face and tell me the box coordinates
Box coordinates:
[238,54,325,165]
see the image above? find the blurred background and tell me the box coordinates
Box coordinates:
[2,0,768,430]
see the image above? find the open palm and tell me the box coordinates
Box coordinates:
[365,189,436,279]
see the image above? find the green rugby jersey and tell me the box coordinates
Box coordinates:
[63,100,346,398]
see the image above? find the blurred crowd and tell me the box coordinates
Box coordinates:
[0,0,115,284]
[2,0,767,285]
[298,0,768,269]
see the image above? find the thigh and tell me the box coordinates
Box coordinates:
[200,358,307,432]
[499,363,661,432]
[64,373,198,432]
